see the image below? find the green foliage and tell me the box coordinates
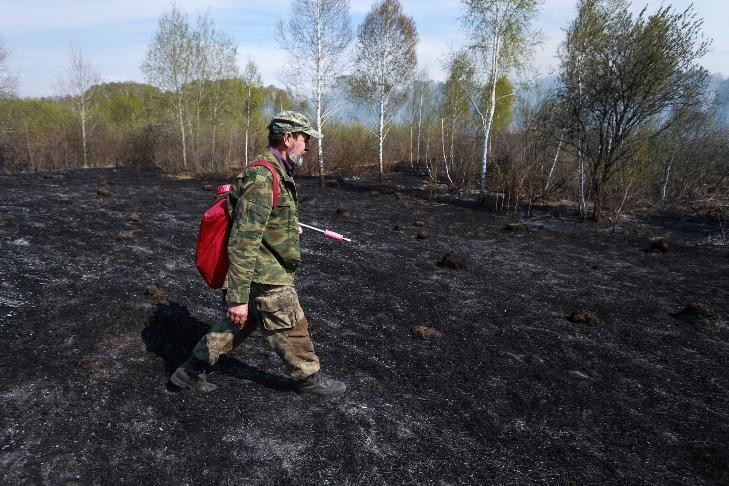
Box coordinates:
[441,52,473,122]
[16,97,74,132]
[4,97,76,171]
[556,0,710,220]
[92,82,164,129]
[461,0,543,74]
[480,77,513,133]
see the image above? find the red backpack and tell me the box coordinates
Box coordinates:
[195,160,279,288]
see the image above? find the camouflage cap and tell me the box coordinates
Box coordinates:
[267,111,323,139]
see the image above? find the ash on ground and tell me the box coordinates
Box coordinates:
[1,166,728,485]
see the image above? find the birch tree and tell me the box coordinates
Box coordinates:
[61,43,99,168]
[441,52,474,186]
[240,60,264,162]
[142,6,193,169]
[187,13,238,168]
[188,13,213,157]
[278,0,352,186]
[461,0,542,202]
[350,0,417,182]
[204,27,238,168]
[412,72,433,168]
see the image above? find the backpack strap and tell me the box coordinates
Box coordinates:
[245,160,279,208]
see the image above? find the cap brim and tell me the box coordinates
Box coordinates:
[303,128,323,139]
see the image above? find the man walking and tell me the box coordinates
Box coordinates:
[171,111,346,397]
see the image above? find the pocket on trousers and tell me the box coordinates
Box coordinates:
[255,287,297,331]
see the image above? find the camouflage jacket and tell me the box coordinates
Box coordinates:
[225,150,300,303]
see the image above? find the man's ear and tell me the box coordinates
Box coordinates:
[282,132,294,148]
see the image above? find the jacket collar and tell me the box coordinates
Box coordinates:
[266,147,295,181]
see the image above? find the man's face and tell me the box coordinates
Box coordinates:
[284,132,310,166]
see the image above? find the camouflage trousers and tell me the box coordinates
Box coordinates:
[191,284,320,380]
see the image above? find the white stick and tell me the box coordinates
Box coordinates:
[299,222,352,242]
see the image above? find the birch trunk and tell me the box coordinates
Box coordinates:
[577,74,585,215]
[316,0,325,187]
[176,94,187,169]
[480,4,504,200]
[661,154,674,204]
[425,127,433,180]
[442,117,454,187]
[378,89,385,182]
[211,103,218,171]
[545,128,564,191]
[440,118,447,166]
[449,113,456,172]
[416,91,423,166]
[409,124,413,167]
[245,85,250,162]
[479,31,500,203]
[80,102,88,168]
[578,153,585,215]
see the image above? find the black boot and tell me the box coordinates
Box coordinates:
[296,372,346,396]
[169,356,218,393]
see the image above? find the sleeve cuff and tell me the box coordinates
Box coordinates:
[226,285,250,304]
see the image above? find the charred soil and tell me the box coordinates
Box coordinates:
[1,167,728,485]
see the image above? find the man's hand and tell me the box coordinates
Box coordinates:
[227,303,248,328]
[297,224,303,235]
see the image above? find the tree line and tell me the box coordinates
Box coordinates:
[0,0,727,222]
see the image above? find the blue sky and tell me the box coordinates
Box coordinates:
[1,0,727,97]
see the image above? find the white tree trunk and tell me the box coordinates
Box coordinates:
[440,117,447,166]
[211,104,218,170]
[545,128,564,191]
[479,34,500,202]
[378,90,385,181]
[661,154,674,203]
[177,95,187,169]
[416,90,423,165]
[442,118,454,187]
[316,0,325,185]
[409,124,413,167]
[80,102,88,168]
[577,74,585,215]
[425,127,435,179]
[449,113,456,170]
[578,146,586,215]
[479,121,490,199]
[245,87,250,162]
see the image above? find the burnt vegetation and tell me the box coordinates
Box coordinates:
[1,3,728,227]
[1,166,728,484]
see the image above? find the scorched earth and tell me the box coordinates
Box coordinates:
[1,166,727,485]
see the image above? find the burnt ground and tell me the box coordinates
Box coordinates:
[1,166,728,485]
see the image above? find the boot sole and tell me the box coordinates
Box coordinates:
[297,384,347,397]
[169,369,218,393]
[169,372,191,390]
